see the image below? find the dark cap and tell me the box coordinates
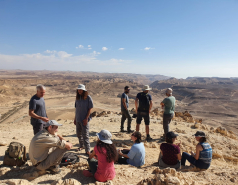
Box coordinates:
[124,86,130,90]
[193,131,206,137]
[166,131,178,139]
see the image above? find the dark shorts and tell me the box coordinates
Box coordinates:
[136,111,150,125]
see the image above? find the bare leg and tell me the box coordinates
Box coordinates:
[136,124,140,131]
[146,125,149,135]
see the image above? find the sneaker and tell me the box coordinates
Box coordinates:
[127,130,134,134]
[83,170,93,177]
[46,165,61,174]
[146,136,153,142]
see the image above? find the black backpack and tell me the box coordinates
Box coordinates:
[60,152,79,167]
[138,92,150,111]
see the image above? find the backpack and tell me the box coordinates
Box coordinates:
[138,93,150,111]
[3,142,27,167]
[60,152,79,167]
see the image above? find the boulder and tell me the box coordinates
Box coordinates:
[51,178,81,185]
[216,127,228,136]
[0,141,7,146]
[0,179,33,185]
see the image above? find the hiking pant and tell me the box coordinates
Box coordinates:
[76,122,90,153]
[181,152,210,169]
[163,113,174,135]
[158,152,181,169]
[32,123,45,135]
[36,148,67,171]
[121,110,132,131]
[87,158,98,175]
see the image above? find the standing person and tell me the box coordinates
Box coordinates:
[29,84,49,135]
[29,120,72,174]
[74,84,93,155]
[160,88,176,138]
[120,86,133,133]
[83,129,117,182]
[158,131,181,169]
[135,85,153,142]
[181,131,212,169]
[118,131,145,167]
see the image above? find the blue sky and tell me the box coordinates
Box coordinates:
[0,0,238,78]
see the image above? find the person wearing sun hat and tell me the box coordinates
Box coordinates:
[83,129,117,182]
[181,131,212,169]
[74,84,93,155]
[135,85,153,142]
[158,131,181,169]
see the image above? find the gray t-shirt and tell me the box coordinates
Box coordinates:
[121,92,129,111]
[75,95,93,123]
[162,96,176,115]
[29,94,47,126]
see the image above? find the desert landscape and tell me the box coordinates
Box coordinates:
[0,70,238,185]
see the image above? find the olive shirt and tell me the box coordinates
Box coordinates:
[162,96,176,115]
[29,129,66,165]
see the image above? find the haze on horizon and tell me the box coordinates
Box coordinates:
[0,0,237,79]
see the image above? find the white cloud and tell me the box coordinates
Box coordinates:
[76,45,84,49]
[44,50,57,54]
[88,48,92,50]
[102,47,108,51]
[0,50,133,72]
[88,45,91,47]
[118,48,125,50]
[144,47,155,50]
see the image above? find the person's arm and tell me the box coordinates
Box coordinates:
[57,134,65,141]
[149,100,153,114]
[83,108,93,126]
[29,109,49,122]
[122,98,127,110]
[177,153,182,160]
[89,149,96,159]
[160,102,165,109]
[192,144,203,160]
[118,149,129,158]
[135,98,139,113]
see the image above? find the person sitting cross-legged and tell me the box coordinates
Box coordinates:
[181,131,212,169]
[83,130,117,182]
[158,131,181,169]
[118,131,145,167]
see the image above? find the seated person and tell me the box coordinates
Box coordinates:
[118,131,145,167]
[83,129,117,182]
[159,131,181,169]
[29,120,72,174]
[181,131,212,169]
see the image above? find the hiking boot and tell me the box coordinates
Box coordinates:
[127,129,134,134]
[46,165,61,174]
[146,136,153,142]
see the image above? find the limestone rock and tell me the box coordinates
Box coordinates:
[0,179,33,185]
[216,127,228,136]
[0,167,11,176]
[51,178,81,185]
[0,141,7,146]
[91,111,98,117]
[165,176,181,185]
[97,111,107,117]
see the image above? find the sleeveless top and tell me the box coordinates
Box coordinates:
[199,142,212,164]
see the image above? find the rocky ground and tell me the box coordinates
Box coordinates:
[0,110,238,185]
